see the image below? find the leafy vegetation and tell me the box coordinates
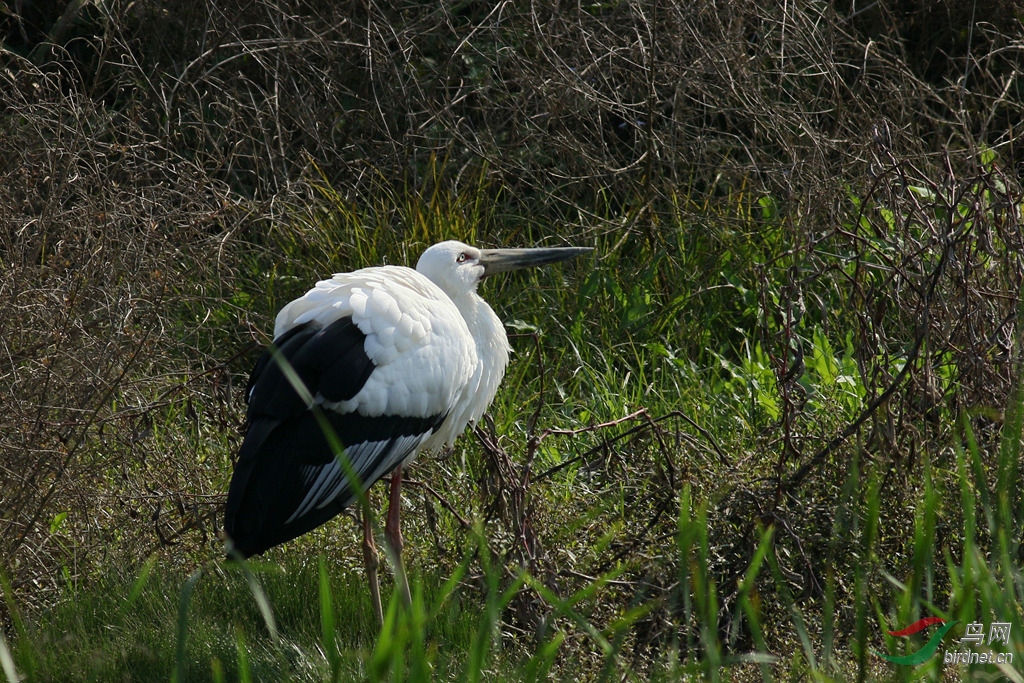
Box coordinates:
[2,0,1024,681]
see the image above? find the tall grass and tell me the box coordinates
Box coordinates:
[4,380,1022,681]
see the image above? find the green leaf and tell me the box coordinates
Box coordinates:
[49,512,68,535]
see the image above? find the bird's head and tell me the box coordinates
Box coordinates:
[416,240,593,298]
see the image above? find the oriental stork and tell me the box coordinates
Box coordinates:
[223,240,590,620]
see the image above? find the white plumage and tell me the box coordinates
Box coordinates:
[276,265,484,430]
[224,240,590,562]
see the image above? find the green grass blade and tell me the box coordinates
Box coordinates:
[171,567,205,683]
[0,630,19,683]
[0,573,33,679]
[522,631,565,682]
[234,626,253,683]
[234,557,279,644]
[318,555,341,682]
[122,554,157,616]
[736,524,774,682]
[211,657,225,683]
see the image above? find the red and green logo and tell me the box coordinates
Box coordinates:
[881,617,958,665]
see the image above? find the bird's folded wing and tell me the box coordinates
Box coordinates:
[287,428,431,523]
[225,314,450,556]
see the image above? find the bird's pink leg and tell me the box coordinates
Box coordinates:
[361,492,383,625]
[384,467,404,557]
[385,466,412,608]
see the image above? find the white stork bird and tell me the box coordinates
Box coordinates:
[224,240,590,617]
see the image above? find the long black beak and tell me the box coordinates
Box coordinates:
[477,246,593,277]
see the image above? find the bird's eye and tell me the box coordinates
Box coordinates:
[457,253,468,263]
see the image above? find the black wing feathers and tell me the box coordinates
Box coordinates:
[302,318,376,403]
[228,409,446,556]
[224,315,446,558]
[246,318,373,420]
